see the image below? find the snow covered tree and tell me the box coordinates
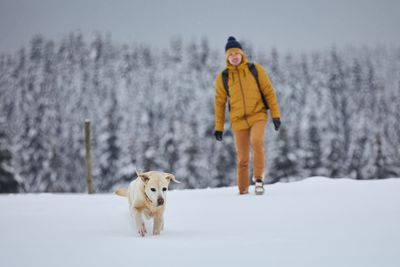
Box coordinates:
[269,126,298,182]
[0,117,21,193]
[212,129,236,188]
[98,88,122,191]
[303,112,323,176]
[1,33,399,192]
[325,49,351,177]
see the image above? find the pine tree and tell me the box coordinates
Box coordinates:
[372,134,395,179]
[98,89,122,191]
[325,49,350,178]
[16,35,49,192]
[269,126,298,183]
[303,112,323,176]
[0,117,21,193]
[212,129,236,188]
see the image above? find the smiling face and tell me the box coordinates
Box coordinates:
[227,52,243,66]
[138,171,180,207]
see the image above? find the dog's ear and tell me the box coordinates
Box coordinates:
[165,173,181,183]
[135,169,143,177]
[137,172,150,183]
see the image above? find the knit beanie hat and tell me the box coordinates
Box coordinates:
[225,36,242,51]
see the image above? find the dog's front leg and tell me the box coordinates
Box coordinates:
[153,214,163,235]
[133,208,147,237]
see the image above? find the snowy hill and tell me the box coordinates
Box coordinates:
[1,177,399,267]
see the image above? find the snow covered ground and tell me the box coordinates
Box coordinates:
[1,177,399,267]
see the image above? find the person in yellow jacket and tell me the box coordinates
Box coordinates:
[214,36,281,195]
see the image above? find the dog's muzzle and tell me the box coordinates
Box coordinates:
[157,197,164,206]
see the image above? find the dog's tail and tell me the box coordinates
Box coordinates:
[114,188,128,197]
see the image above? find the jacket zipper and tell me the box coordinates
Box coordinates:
[236,66,250,127]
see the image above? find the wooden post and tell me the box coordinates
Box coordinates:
[84,120,94,194]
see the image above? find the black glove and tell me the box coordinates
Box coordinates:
[273,118,281,131]
[214,131,223,141]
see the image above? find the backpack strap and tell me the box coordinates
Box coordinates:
[221,69,231,111]
[248,63,270,110]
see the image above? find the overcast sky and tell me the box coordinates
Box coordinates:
[1,0,399,54]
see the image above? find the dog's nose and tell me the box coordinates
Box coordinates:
[157,197,164,206]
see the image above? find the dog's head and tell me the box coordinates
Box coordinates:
[137,171,180,207]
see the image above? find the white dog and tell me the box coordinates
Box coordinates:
[115,171,180,236]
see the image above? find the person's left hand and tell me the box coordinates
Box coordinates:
[214,131,223,141]
[273,118,281,131]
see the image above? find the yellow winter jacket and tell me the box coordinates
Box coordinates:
[214,48,281,131]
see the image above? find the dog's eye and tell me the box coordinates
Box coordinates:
[162,187,167,192]
[151,188,156,192]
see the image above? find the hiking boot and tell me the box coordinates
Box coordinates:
[253,178,264,195]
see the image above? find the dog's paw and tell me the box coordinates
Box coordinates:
[153,230,161,235]
[138,223,147,237]
[153,229,161,235]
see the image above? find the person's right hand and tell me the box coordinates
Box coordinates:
[214,131,223,141]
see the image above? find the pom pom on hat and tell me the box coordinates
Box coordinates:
[225,36,242,51]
